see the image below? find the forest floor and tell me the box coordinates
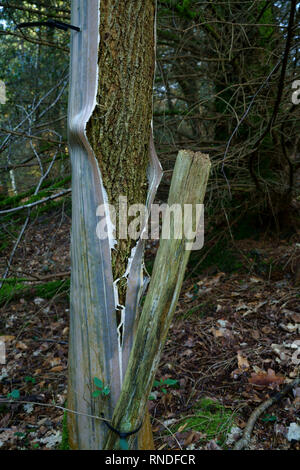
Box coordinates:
[0,206,299,450]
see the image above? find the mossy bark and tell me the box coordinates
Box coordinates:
[86,0,156,305]
[88,2,156,448]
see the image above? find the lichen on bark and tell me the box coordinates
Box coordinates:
[86,0,156,305]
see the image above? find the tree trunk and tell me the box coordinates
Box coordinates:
[67,0,158,450]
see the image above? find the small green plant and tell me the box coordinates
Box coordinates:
[14,428,38,448]
[172,397,235,447]
[150,377,178,399]
[261,414,277,423]
[60,410,70,450]
[7,389,20,400]
[24,376,36,384]
[92,377,110,398]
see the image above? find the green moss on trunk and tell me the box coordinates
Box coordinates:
[86,0,156,304]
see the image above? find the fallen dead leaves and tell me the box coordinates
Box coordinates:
[237,351,250,371]
[248,368,285,387]
[1,214,300,450]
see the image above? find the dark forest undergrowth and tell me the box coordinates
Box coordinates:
[0,203,299,450]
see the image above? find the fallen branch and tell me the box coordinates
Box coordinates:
[25,271,70,282]
[234,377,300,450]
[0,272,70,283]
[0,189,71,215]
[0,399,109,423]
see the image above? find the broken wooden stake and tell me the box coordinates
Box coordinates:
[104,150,211,449]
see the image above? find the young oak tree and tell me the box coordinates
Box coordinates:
[68,0,210,450]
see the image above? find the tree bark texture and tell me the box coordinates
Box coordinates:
[67,0,158,449]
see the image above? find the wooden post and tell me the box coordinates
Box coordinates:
[104,150,211,449]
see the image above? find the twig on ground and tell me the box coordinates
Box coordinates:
[0,399,110,423]
[234,377,300,450]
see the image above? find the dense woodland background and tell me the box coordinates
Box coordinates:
[0,0,299,451]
